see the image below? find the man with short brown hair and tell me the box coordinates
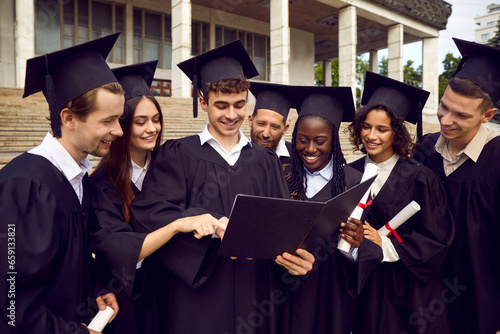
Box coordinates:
[0,34,123,334]
[414,38,500,333]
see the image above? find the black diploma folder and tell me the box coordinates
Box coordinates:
[218,176,375,259]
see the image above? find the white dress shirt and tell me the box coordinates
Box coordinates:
[435,124,499,176]
[198,124,251,165]
[304,156,333,198]
[131,151,151,191]
[29,132,92,204]
[275,139,290,158]
[365,154,400,262]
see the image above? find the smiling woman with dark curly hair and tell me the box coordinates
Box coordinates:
[347,72,454,334]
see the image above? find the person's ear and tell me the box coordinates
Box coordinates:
[248,115,253,127]
[482,107,497,123]
[282,123,290,136]
[199,96,208,112]
[60,108,76,130]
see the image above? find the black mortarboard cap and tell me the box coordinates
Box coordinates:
[452,38,500,106]
[249,81,298,121]
[112,60,157,102]
[23,33,120,138]
[294,86,355,130]
[177,40,259,118]
[361,71,429,139]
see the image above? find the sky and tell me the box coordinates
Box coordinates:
[374,0,497,74]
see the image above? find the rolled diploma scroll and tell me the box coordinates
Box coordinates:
[88,306,114,332]
[378,200,421,238]
[338,162,378,253]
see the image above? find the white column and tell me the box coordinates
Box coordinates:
[323,60,332,86]
[338,5,357,100]
[171,0,191,98]
[125,0,134,64]
[15,0,35,88]
[369,49,378,73]
[422,37,439,125]
[209,10,216,50]
[270,0,290,84]
[388,24,403,81]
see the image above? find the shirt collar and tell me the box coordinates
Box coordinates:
[30,132,92,179]
[365,152,400,168]
[275,139,290,158]
[435,124,489,163]
[304,155,334,180]
[131,151,151,185]
[198,124,251,150]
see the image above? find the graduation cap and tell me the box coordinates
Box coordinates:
[112,60,157,102]
[361,71,430,138]
[23,33,120,138]
[294,86,355,130]
[177,40,259,117]
[452,37,500,106]
[249,81,298,121]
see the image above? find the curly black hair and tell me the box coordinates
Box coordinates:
[287,114,346,200]
[348,103,413,159]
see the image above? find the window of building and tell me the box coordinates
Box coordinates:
[482,33,491,41]
[487,21,497,27]
[151,79,171,97]
[35,0,124,63]
[214,26,270,81]
[133,9,172,69]
[192,21,210,56]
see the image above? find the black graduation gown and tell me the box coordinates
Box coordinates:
[131,135,290,334]
[0,153,94,334]
[349,156,454,334]
[278,165,364,334]
[414,133,500,334]
[89,166,166,334]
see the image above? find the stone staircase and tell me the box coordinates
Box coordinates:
[0,87,363,170]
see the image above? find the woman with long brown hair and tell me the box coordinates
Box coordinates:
[89,61,222,334]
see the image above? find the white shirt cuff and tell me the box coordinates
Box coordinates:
[381,235,400,262]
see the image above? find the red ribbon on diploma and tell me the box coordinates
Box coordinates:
[357,200,372,210]
[385,223,403,243]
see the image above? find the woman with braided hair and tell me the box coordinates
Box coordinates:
[278,86,364,334]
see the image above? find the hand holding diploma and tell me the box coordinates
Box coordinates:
[85,293,119,333]
[339,217,364,248]
[377,201,421,242]
[338,163,378,252]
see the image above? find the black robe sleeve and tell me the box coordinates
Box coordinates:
[390,162,454,282]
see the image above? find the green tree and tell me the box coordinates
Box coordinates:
[314,60,339,86]
[379,56,388,76]
[438,52,461,100]
[356,55,370,86]
[403,60,422,88]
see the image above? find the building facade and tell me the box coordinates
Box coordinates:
[1,0,451,122]
[475,3,500,44]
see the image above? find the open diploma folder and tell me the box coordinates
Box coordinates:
[218,176,375,259]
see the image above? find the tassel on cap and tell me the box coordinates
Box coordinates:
[193,74,198,118]
[44,54,61,138]
[417,101,423,141]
